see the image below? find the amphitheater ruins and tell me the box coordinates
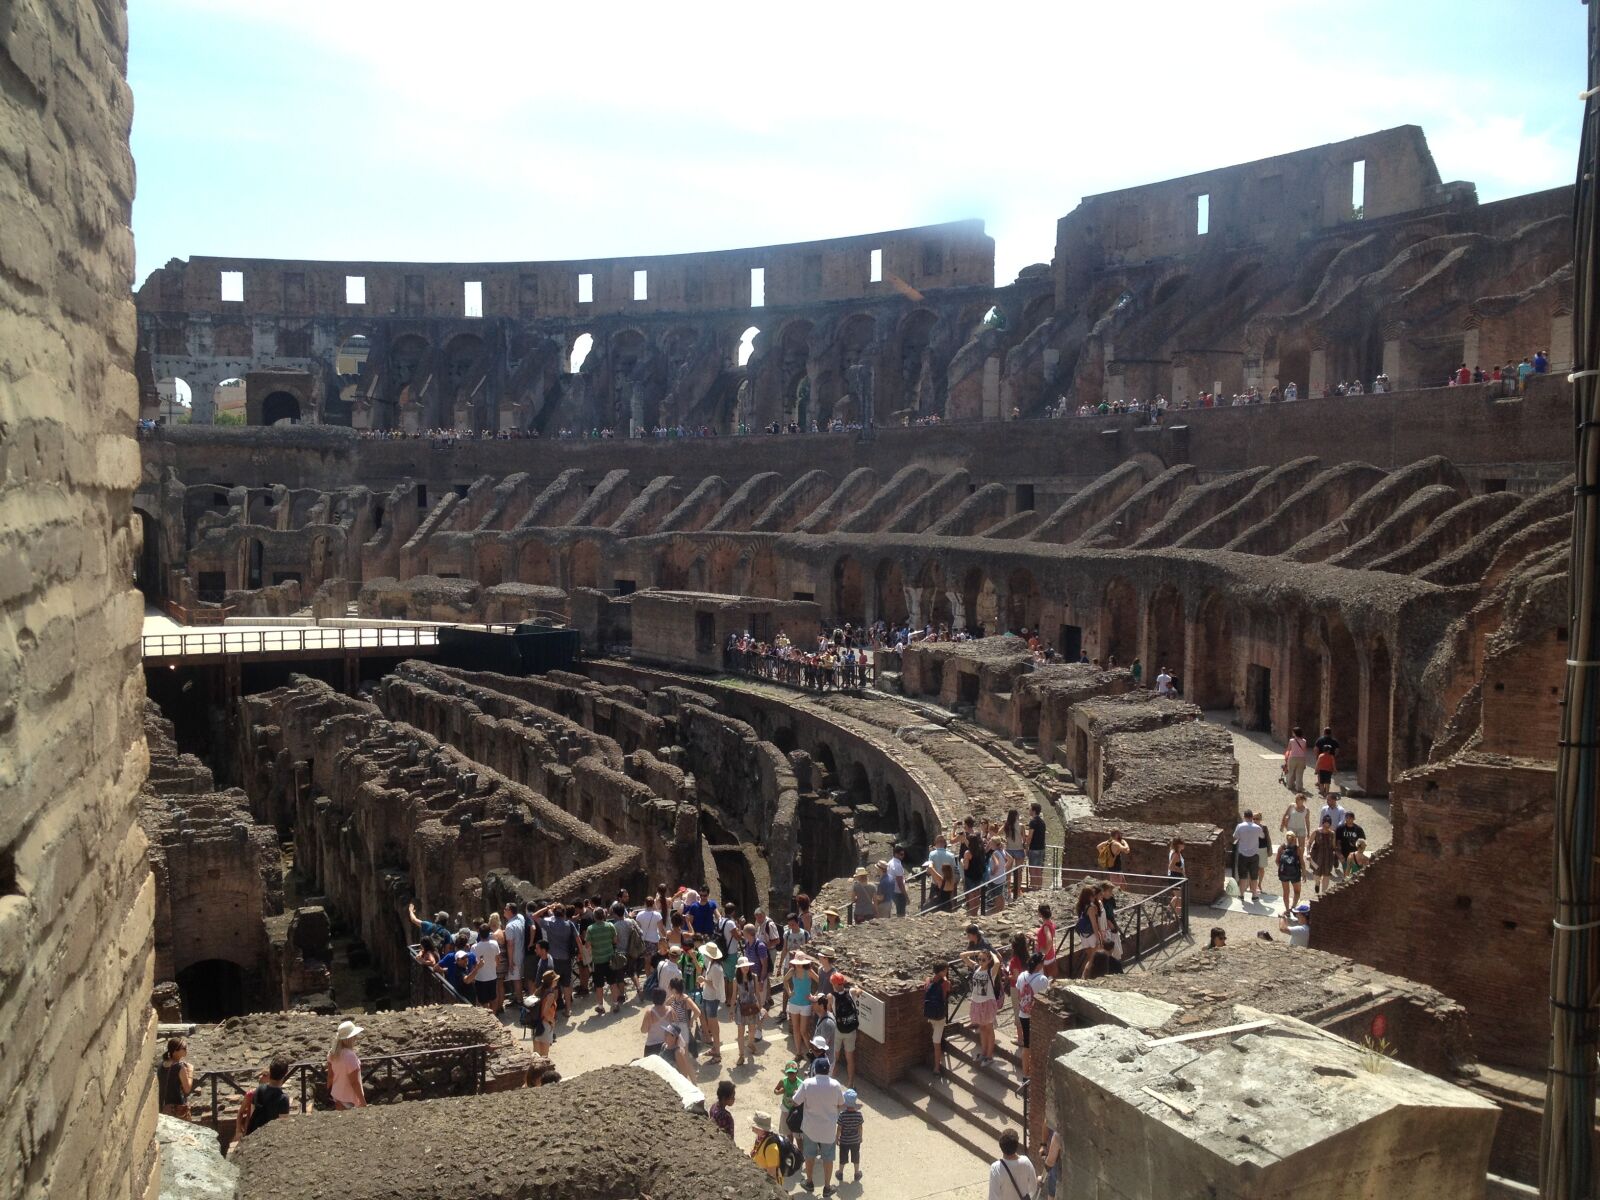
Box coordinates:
[3,1,1593,1197]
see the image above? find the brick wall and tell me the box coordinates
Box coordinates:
[1312,756,1554,1069]
[855,987,934,1088]
[0,0,155,1196]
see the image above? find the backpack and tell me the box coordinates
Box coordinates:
[1096,841,1116,870]
[923,978,946,1020]
[776,1135,803,1178]
[834,990,859,1033]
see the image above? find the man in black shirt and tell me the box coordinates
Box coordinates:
[235,1057,292,1140]
[1336,810,1366,863]
[1026,802,1049,890]
[1314,728,1340,763]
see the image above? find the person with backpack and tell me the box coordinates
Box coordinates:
[233,1056,292,1142]
[829,971,861,1087]
[925,961,950,1077]
[793,1059,847,1196]
[749,1111,793,1184]
[926,834,960,913]
[1096,830,1129,879]
[611,902,643,996]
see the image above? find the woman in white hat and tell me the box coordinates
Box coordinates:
[326,1019,366,1109]
[785,952,818,1056]
[698,942,725,1063]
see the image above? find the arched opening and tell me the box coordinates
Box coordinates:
[656,543,694,592]
[832,556,865,625]
[708,542,744,595]
[892,309,939,416]
[843,761,871,806]
[609,329,654,433]
[261,391,301,426]
[833,312,877,426]
[567,540,601,591]
[960,568,999,636]
[737,325,760,368]
[770,726,797,755]
[156,376,192,424]
[1099,578,1139,665]
[980,305,1007,332]
[515,541,555,587]
[1152,273,1188,307]
[1322,615,1361,757]
[569,333,594,374]
[1361,638,1393,795]
[813,743,839,790]
[1192,594,1235,709]
[1147,585,1186,678]
[1005,568,1040,635]
[213,377,246,421]
[134,509,161,601]
[175,958,248,1022]
[875,559,909,628]
[748,546,778,599]
[916,560,951,629]
[777,320,813,429]
[245,537,265,590]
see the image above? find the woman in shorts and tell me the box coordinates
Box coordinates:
[532,969,559,1056]
[733,957,761,1066]
[1275,830,1304,910]
[785,952,818,1056]
[960,947,1002,1065]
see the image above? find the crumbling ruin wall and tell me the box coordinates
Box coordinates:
[1,0,155,1191]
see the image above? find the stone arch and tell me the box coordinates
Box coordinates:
[515,540,556,587]
[915,559,951,629]
[174,958,248,1023]
[890,308,939,416]
[657,541,696,591]
[1005,568,1040,635]
[876,558,909,628]
[774,319,815,428]
[568,332,595,374]
[260,391,301,426]
[708,541,745,595]
[960,567,999,636]
[1321,613,1360,754]
[1152,272,1189,308]
[1362,636,1393,795]
[566,540,602,591]
[1147,584,1185,678]
[832,555,866,625]
[1192,593,1235,709]
[1021,292,1054,332]
[1099,578,1139,665]
[748,545,778,599]
[133,506,162,601]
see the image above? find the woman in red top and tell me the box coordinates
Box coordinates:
[1034,904,1058,977]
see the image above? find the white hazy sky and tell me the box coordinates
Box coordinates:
[128,0,1586,288]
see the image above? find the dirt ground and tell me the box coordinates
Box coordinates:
[232,1065,785,1200]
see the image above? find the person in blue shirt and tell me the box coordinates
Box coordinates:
[408,902,453,946]
[439,932,478,999]
[684,890,719,937]
[1534,350,1549,374]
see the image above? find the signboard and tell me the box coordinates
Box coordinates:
[856,990,886,1043]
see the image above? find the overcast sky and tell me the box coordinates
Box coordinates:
[128,0,1587,289]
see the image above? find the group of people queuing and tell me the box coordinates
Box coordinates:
[921,805,1052,914]
[724,628,873,692]
[1447,352,1551,390]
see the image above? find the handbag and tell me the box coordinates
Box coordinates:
[786,1102,805,1133]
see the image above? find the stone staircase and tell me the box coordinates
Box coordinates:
[886,1021,1027,1161]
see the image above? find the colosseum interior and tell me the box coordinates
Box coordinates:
[4,0,1594,1195]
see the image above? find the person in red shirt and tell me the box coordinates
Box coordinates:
[1454,363,1471,386]
[1034,903,1058,977]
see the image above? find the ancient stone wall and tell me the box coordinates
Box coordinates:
[0,0,154,1193]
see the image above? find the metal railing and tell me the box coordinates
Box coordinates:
[722,647,875,693]
[173,1042,488,1131]
[141,625,442,659]
[409,943,475,1006]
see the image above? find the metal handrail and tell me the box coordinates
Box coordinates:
[721,647,875,693]
[140,625,442,659]
[172,1042,489,1130]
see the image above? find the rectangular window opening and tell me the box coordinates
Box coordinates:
[633,269,648,301]
[749,267,765,308]
[1195,194,1210,237]
[1351,159,1366,218]
[345,275,366,305]
[577,273,594,304]
[463,280,483,317]
[220,270,244,302]
[869,247,883,283]
[416,485,428,508]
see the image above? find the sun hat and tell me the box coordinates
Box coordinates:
[700,942,724,960]
[752,1111,774,1131]
[736,957,754,969]
[789,953,813,966]
[823,909,839,920]
[335,1019,363,1040]
[853,866,868,879]
[811,1034,829,1049]
[843,1089,859,1106]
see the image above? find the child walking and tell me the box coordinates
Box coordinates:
[837,1088,865,1183]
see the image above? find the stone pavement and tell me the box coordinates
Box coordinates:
[496,988,1002,1199]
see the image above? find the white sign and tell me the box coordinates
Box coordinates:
[856,990,886,1043]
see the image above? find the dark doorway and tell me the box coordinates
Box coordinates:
[260,391,301,425]
[1246,664,1272,731]
[135,510,161,601]
[1059,623,1083,662]
[695,612,715,655]
[246,538,264,589]
[175,959,248,1022]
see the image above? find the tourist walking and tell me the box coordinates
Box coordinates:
[887,844,909,916]
[830,972,861,1087]
[1280,790,1313,846]
[989,1130,1040,1200]
[1275,831,1304,909]
[786,952,819,1055]
[1338,811,1368,875]
[793,1060,847,1195]
[233,1057,291,1141]
[850,867,876,922]
[837,1089,865,1183]
[1026,802,1048,890]
[326,1020,366,1109]
[733,957,761,1065]
[1314,727,1340,794]
[159,1038,193,1119]
[1309,815,1340,896]
[1232,809,1267,901]
[1283,726,1309,792]
[586,905,619,1014]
